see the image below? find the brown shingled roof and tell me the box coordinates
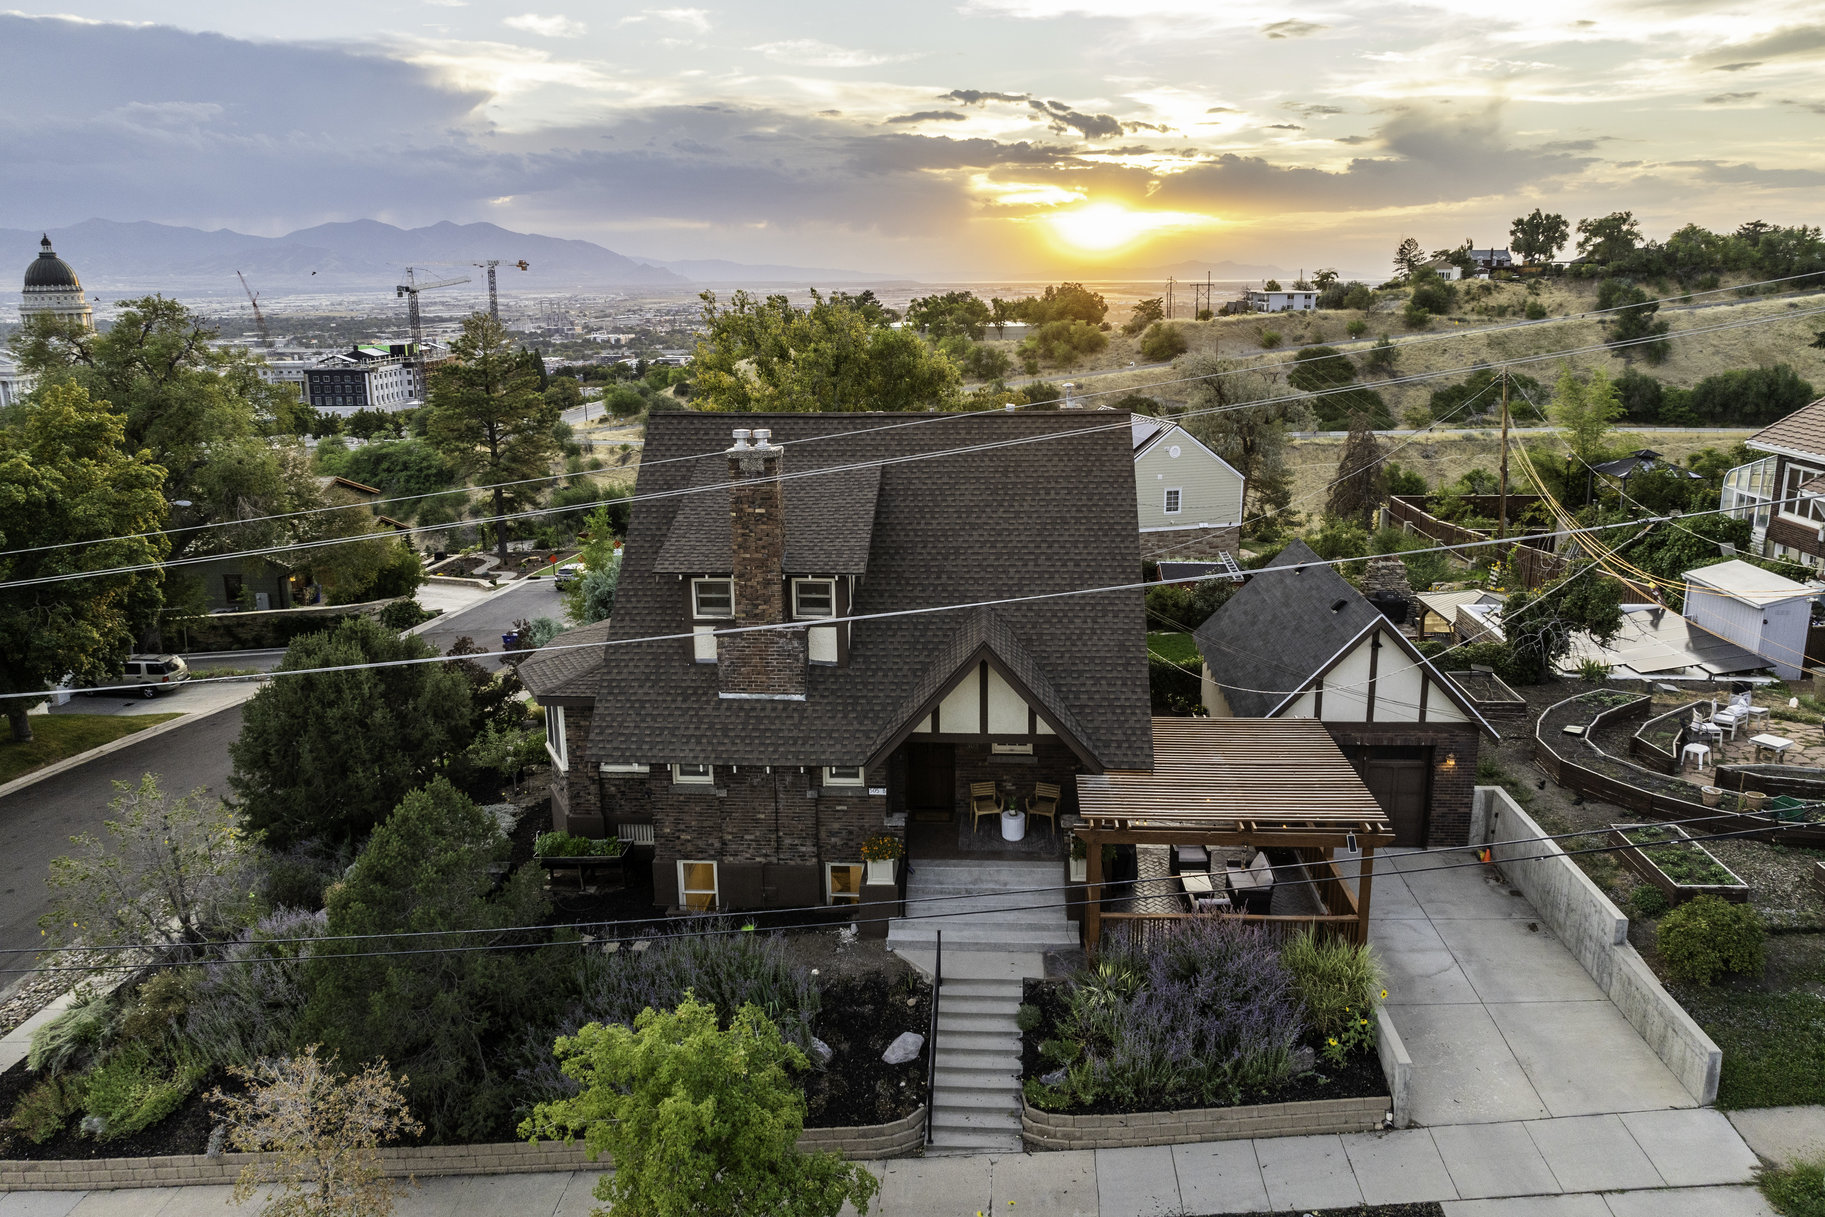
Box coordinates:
[1747,396,1825,459]
[580,411,1152,771]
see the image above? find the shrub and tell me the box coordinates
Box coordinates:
[1402,302,1432,329]
[1658,894,1765,986]
[1139,322,1188,361]
[1280,928,1382,1039]
[377,598,432,631]
[1016,1003,1043,1033]
[1346,319,1368,338]
[1629,885,1670,919]
[533,831,625,859]
[8,1075,79,1143]
[522,996,879,1217]
[184,908,328,1069]
[28,992,120,1076]
[77,1044,204,1140]
[1525,299,1548,320]
[1259,329,1283,349]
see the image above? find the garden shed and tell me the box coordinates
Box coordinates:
[1073,717,1392,950]
[1683,559,1821,680]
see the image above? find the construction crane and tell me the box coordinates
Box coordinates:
[395,267,470,390]
[473,259,529,322]
[235,270,272,348]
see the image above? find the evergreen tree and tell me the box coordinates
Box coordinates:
[1326,414,1387,527]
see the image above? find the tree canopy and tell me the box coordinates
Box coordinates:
[422,313,561,563]
[1576,212,1644,264]
[0,382,168,741]
[229,616,474,847]
[690,289,961,413]
[1180,355,1310,533]
[1549,366,1624,466]
[1326,415,1386,527]
[1510,210,1570,264]
[904,290,991,341]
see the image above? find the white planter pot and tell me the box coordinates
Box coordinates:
[1069,857,1088,883]
[866,859,897,886]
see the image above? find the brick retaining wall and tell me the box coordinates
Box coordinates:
[1021,1094,1388,1151]
[0,1108,927,1191]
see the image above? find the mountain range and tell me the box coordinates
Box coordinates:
[0,219,901,295]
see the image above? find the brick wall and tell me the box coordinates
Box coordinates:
[1022,1093,1388,1150]
[1766,511,1825,565]
[602,764,891,910]
[1324,723,1479,848]
[1140,524,1242,562]
[946,738,1086,819]
[553,702,602,835]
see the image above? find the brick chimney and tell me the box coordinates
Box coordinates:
[718,427,807,699]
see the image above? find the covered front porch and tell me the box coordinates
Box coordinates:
[1073,717,1394,948]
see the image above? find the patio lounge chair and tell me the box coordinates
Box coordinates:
[1027,782,1060,836]
[1688,711,1724,744]
[969,781,1004,832]
[1228,850,1276,914]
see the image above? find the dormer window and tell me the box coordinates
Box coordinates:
[692,578,733,618]
[793,579,836,619]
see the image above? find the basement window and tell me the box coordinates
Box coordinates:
[824,765,865,786]
[692,578,733,619]
[679,860,719,912]
[826,863,864,905]
[672,762,713,785]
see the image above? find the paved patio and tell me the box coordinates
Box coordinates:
[1369,846,1695,1125]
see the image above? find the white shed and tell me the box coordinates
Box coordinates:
[1683,559,1822,679]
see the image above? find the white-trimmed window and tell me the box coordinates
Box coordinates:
[826,862,864,905]
[544,706,567,771]
[601,761,649,774]
[1164,488,1182,515]
[793,578,836,619]
[673,762,713,785]
[679,860,719,911]
[692,578,733,618]
[824,765,865,786]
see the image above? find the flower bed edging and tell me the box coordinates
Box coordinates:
[1020,1093,1388,1151]
[0,1107,928,1191]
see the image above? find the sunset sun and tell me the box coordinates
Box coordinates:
[1043,203,1207,254]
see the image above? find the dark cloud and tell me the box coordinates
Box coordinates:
[1286,103,1344,118]
[1704,92,1760,104]
[1334,135,1370,145]
[944,89,1030,106]
[1265,123,1305,130]
[1206,106,1241,114]
[1261,20,1327,38]
[1711,62,1762,72]
[1151,103,1592,216]
[1670,159,1825,187]
[1029,99,1122,139]
[1778,98,1825,114]
[1696,24,1825,69]
[886,110,968,123]
[1122,121,1169,134]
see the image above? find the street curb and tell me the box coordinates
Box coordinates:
[0,693,257,802]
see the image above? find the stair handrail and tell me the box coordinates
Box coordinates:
[924,928,941,1146]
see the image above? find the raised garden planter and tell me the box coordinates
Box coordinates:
[1443,670,1526,720]
[1607,823,1749,906]
[1022,1092,1388,1150]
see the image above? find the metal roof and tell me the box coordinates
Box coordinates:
[1074,717,1390,837]
[1685,559,1820,607]
[1561,605,1769,677]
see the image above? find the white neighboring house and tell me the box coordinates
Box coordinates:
[0,354,30,408]
[1684,558,1823,680]
[1244,288,1317,313]
[1132,417,1244,561]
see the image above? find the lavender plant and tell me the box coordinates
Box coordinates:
[182,908,328,1069]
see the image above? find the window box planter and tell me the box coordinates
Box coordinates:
[866,858,897,886]
[1069,856,1088,883]
[1607,823,1749,906]
[534,831,628,888]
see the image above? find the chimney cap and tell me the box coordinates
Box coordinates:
[752,427,778,450]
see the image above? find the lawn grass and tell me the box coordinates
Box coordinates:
[0,713,182,784]
[1761,1157,1825,1217]
[1147,631,1202,666]
[1677,986,1825,1110]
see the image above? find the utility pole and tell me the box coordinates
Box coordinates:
[1497,368,1511,539]
[1167,276,1175,320]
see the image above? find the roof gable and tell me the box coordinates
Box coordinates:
[1746,397,1825,459]
[653,458,882,575]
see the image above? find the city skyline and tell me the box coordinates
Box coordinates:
[4,2,1823,279]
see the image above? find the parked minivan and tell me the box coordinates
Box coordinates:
[98,654,192,699]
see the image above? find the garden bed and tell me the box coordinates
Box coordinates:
[1608,824,1750,905]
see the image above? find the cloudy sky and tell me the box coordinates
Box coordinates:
[5,2,1824,278]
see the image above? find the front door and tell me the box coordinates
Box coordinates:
[1361,756,1430,848]
[906,742,954,822]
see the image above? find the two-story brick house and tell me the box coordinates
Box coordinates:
[519,411,1153,915]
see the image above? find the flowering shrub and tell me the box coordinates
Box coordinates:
[859,834,904,862]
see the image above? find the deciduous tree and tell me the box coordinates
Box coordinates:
[422,313,561,565]
[0,382,167,741]
[1180,355,1310,528]
[1576,211,1643,264]
[1549,366,1625,466]
[1510,210,1570,264]
[1123,297,1165,335]
[522,995,881,1217]
[904,290,991,340]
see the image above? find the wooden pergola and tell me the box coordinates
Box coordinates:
[1074,718,1394,948]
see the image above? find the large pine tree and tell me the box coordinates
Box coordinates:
[1326,413,1387,527]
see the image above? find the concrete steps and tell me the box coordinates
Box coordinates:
[889,860,1064,1154]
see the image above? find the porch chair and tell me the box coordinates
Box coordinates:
[1027,782,1061,836]
[969,781,1004,832]
[1688,710,1724,745]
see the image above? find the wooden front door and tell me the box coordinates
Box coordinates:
[906,743,955,822]
[1361,757,1430,848]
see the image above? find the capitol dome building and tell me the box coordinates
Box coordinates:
[21,235,93,330]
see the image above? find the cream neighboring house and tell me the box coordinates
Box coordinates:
[1133,417,1244,562]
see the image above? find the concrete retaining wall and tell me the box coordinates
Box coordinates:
[1022,1094,1388,1151]
[0,1108,927,1191]
[1471,786,1721,1104]
[1376,1007,1411,1129]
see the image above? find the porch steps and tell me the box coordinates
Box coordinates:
[888,861,1071,1154]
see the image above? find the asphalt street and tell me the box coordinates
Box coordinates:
[416,577,569,663]
[0,705,244,988]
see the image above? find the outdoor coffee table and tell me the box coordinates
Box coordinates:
[1751,733,1795,762]
[1001,807,1027,842]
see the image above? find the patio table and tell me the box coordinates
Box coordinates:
[1751,733,1795,762]
[1000,807,1027,842]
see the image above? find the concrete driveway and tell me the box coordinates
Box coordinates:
[1370,847,1695,1126]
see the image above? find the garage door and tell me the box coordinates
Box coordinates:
[1361,757,1430,848]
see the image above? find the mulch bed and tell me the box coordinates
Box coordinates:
[0,1059,233,1160]
[802,971,931,1127]
[1020,978,1386,1115]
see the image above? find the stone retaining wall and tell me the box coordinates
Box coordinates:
[1470,785,1721,1104]
[1022,1094,1388,1151]
[0,1108,927,1191]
